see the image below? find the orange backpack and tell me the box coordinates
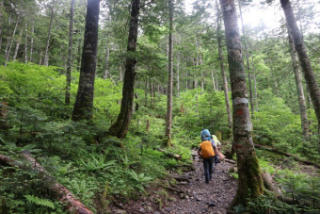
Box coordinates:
[199,141,215,158]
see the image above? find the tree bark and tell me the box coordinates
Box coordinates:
[281,0,320,151]
[24,23,28,63]
[13,29,23,61]
[72,0,100,121]
[4,16,19,66]
[219,0,264,207]
[176,52,180,97]
[211,70,217,91]
[0,1,3,52]
[287,27,309,140]
[65,0,75,105]
[165,0,174,146]
[108,0,140,138]
[76,34,82,72]
[29,18,34,62]
[238,0,254,115]
[0,152,94,214]
[43,7,54,66]
[103,44,110,79]
[251,57,258,111]
[216,2,232,130]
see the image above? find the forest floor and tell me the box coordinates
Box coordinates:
[110,151,237,214]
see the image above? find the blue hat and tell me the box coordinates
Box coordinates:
[201,129,212,141]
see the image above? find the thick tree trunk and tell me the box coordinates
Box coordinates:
[217,3,232,130]
[103,44,110,79]
[108,0,140,138]
[238,0,254,115]
[29,18,34,62]
[72,0,100,121]
[287,28,309,140]
[4,16,19,66]
[24,23,28,63]
[165,0,174,146]
[281,0,320,151]
[43,7,54,66]
[219,0,264,207]
[65,0,75,105]
[0,152,93,214]
[13,29,23,61]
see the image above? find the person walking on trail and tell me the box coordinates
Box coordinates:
[198,129,225,184]
[198,129,217,184]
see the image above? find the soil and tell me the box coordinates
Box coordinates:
[110,151,238,214]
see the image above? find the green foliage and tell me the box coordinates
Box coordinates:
[24,195,55,209]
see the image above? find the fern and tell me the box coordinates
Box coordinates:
[24,194,55,209]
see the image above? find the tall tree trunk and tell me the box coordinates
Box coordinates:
[43,7,54,66]
[219,0,264,207]
[24,23,28,63]
[281,0,320,151]
[76,34,82,71]
[238,0,254,115]
[108,0,140,138]
[211,70,217,90]
[13,29,23,61]
[0,1,3,52]
[29,18,34,62]
[103,44,110,79]
[176,52,180,97]
[251,57,258,111]
[165,0,174,146]
[4,16,19,66]
[287,27,309,140]
[217,2,232,130]
[72,0,100,121]
[65,0,75,105]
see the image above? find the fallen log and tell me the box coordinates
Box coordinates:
[0,152,93,214]
[155,148,181,160]
[254,144,320,169]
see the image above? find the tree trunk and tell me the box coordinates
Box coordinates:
[43,7,54,66]
[65,0,75,105]
[238,0,254,115]
[72,0,100,121]
[0,1,3,52]
[165,0,174,146]
[29,18,34,62]
[24,23,28,63]
[108,0,140,138]
[103,44,110,79]
[217,2,232,130]
[13,29,23,61]
[4,16,19,66]
[211,70,217,91]
[281,0,320,152]
[176,52,180,97]
[251,57,258,111]
[287,27,309,140]
[219,0,264,207]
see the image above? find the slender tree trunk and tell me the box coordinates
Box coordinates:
[103,44,110,79]
[4,16,19,66]
[211,70,217,90]
[176,52,180,97]
[287,28,309,140]
[29,18,34,62]
[0,1,3,52]
[217,1,232,130]
[219,0,264,207]
[108,0,140,138]
[281,0,320,151]
[165,0,174,146]
[13,29,23,61]
[238,0,254,115]
[72,0,100,121]
[65,0,75,105]
[24,23,28,63]
[76,34,82,71]
[43,7,54,66]
[251,57,258,111]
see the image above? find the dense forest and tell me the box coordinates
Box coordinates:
[0,0,319,213]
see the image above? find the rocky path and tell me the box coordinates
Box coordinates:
[110,152,238,214]
[162,153,237,214]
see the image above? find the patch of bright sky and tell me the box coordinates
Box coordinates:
[184,0,320,35]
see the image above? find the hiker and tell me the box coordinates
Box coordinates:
[198,129,217,184]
